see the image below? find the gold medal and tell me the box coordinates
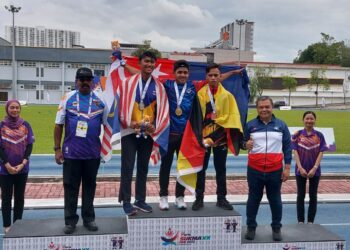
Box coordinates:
[139,102,145,111]
[175,106,182,116]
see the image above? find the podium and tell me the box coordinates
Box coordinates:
[3,203,346,249]
[3,217,128,250]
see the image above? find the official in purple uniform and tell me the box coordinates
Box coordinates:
[0,100,34,234]
[54,68,108,234]
[292,111,327,224]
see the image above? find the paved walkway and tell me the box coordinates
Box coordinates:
[24,179,350,199]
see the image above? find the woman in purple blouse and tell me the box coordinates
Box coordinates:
[0,100,34,234]
[292,111,327,224]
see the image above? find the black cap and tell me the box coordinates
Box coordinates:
[76,67,93,80]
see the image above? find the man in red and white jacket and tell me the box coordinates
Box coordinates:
[243,96,291,242]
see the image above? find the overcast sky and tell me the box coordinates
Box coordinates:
[1,0,349,62]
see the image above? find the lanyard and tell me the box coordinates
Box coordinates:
[207,87,216,114]
[76,91,92,116]
[138,76,152,104]
[174,82,187,107]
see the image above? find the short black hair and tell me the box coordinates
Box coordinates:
[206,63,220,73]
[303,111,316,120]
[173,60,189,72]
[256,96,274,107]
[139,50,157,61]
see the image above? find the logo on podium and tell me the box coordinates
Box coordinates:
[161,228,179,246]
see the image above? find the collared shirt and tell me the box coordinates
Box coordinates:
[55,90,108,159]
[164,80,196,134]
[291,128,327,176]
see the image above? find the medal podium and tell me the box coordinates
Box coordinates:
[3,203,346,249]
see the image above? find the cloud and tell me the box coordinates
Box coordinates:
[1,0,349,62]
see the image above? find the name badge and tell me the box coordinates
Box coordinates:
[76,120,88,138]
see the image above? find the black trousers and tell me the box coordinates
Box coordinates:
[159,134,185,197]
[296,174,320,223]
[119,134,153,203]
[0,173,28,227]
[195,145,228,200]
[63,158,100,226]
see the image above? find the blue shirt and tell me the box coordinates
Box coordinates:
[164,80,196,134]
[55,90,108,159]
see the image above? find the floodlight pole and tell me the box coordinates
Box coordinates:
[5,5,21,100]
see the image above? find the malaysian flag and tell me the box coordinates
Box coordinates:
[100,59,131,161]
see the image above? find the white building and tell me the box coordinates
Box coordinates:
[5,26,80,48]
[0,45,109,103]
[243,62,350,106]
[206,21,254,52]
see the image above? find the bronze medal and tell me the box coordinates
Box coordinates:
[211,112,216,120]
[175,106,182,116]
[139,102,145,111]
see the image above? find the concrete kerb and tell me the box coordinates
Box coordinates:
[27,173,350,183]
[24,193,350,209]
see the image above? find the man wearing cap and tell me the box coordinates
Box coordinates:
[54,67,108,234]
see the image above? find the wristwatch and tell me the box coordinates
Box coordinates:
[54,146,61,151]
[120,59,126,67]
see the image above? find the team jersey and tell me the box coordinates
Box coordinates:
[291,128,327,176]
[131,77,157,124]
[55,90,108,159]
[163,80,196,134]
[0,121,34,175]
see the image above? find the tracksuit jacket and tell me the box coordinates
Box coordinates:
[244,115,292,172]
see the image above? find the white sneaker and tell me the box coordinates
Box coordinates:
[175,196,187,210]
[159,196,169,210]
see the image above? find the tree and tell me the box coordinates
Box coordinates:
[309,68,329,107]
[281,75,297,106]
[249,65,274,102]
[294,33,350,67]
[131,40,162,58]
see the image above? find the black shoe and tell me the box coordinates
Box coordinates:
[245,228,255,240]
[192,199,204,211]
[216,199,233,210]
[272,228,282,241]
[63,224,76,234]
[83,221,98,231]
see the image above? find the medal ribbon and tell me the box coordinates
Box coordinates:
[174,82,187,108]
[76,91,93,117]
[138,76,152,106]
[207,87,217,115]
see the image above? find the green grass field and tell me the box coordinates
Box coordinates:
[0,105,349,154]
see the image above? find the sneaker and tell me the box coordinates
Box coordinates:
[245,228,255,240]
[159,196,169,210]
[192,198,204,211]
[216,199,233,210]
[63,224,76,234]
[123,202,137,216]
[83,221,98,231]
[272,228,282,241]
[175,196,187,210]
[134,200,153,213]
